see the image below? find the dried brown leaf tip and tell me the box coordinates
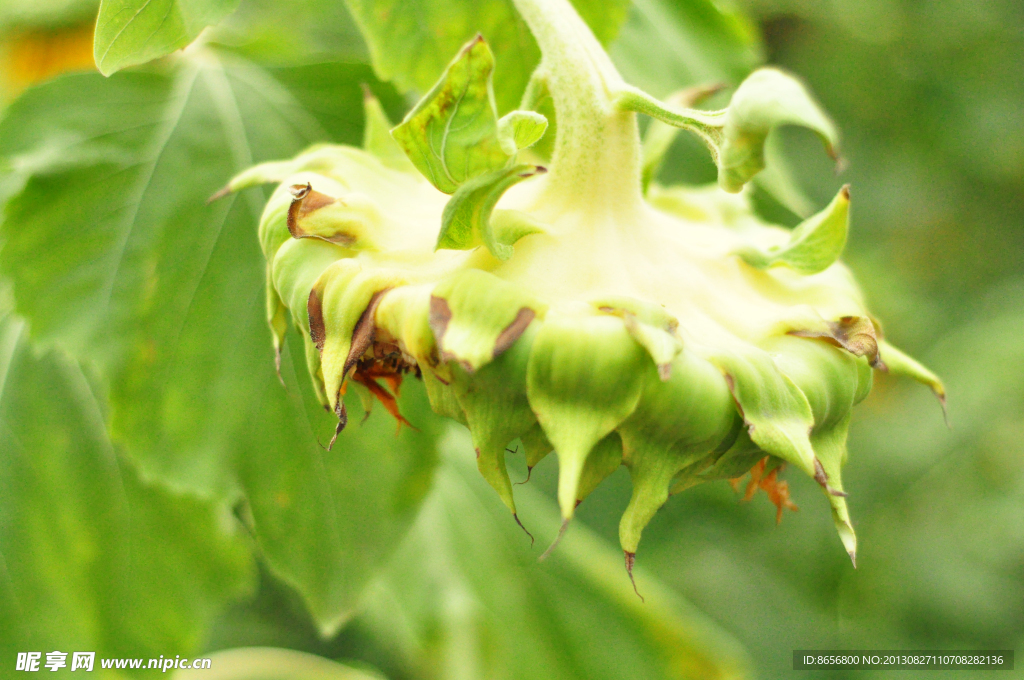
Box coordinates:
[287,182,358,245]
[790,315,883,368]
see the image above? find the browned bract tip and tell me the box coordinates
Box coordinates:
[721,372,748,422]
[624,552,644,603]
[656,363,672,381]
[360,82,373,100]
[343,289,392,379]
[287,183,355,245]
[848,550,857,569]
[790,315,882,368]
[428,294,453,354]
[307,288,326,352]
[813,458,849,497]
[514,466,533,486]
[538,518,570,562]
[493,307,535,358]
[206,185,232,204]
[327,401,347,451]
[938,394,950,429]
[833,153,849,175]
[513,514,535,546]
[840,184,851,200]
[428,296,468,366]
[274,346,285,388]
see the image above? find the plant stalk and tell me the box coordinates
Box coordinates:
[511,0,645,215]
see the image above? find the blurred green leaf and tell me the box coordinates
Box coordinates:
[609,0,762,97]
[356,427,753,680]
[0,314,255,662]
[93,0,240,75]
[240,329,440,634]
[209,0,368,65]
[0,52,441,631]
[174,647,386,679]
[0,0,97,32]
[343,0,629,113]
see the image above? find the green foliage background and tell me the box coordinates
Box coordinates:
[0,0,1021,678]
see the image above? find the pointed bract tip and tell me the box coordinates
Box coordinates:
[848,550,857,568]
[206,185,232,204]
[938,393,951,429]
[624,552,644,603]
[514,466,533,486]
[274,348,286,388]
[538,519,570,562]
[513,513,535,547]
[290,182,312,200]
[327,401,347,451]
[834,154,849,175]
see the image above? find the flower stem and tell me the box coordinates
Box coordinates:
[511,0,644,214]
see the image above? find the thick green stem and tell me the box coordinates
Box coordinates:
[511,0,644,214]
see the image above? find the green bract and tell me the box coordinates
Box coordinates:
[221,0,944,587]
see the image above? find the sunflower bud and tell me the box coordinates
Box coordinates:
[218,0,944,588]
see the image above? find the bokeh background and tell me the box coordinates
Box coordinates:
[1,0,1021,678]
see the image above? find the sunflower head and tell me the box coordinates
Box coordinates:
[219,0,945,584]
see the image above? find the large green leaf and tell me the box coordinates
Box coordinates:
[0,53,441,630]
[0,0,98,32]
[609,0,761,98]
[0,314,254,663]
[355,427,753,680]
[93,0,242,75]
[343,0,629,113]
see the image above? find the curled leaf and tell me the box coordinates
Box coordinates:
[497,110,549,156]
[640,83,728,192]
[718,68,840,192]
[617,67,841,193]
[735,185,849,275]
[391,35,507,194]
[437,164,547,260]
